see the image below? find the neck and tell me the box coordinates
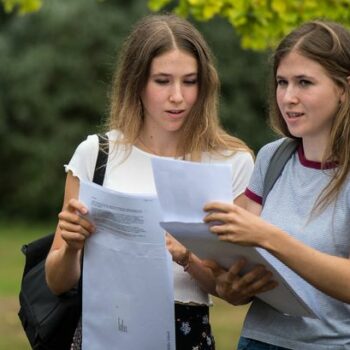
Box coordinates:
[302,136,328,162]
[137,131,180,157]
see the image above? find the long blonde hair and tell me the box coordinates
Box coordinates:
[106,14,251,160]
[269,20,350,210]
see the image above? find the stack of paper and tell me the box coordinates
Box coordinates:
[151,157,318,318]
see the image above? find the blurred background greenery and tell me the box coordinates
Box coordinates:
[2,1,350,348]
[0,0,275,348]
[0,0,275,222]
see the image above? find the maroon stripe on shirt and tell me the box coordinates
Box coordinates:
[245,188,262,205]
[297,144,337,169]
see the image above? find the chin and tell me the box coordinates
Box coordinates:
[286,127,304,139]
[165,124,185,132]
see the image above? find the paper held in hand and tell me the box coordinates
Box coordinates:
[151,157,319,319]
[79,180,175,350]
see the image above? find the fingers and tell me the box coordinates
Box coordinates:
[66,198,88,215]
[58,199,95,250]
[201,260,226,277]
[165,233,188,263]
[204,211,232,223]
[209,224,234,235]
[204,201,236,213]
[248,273,278,294]
[234,265,271,292]
[215,262,277,305]
[59,210,94,232]
[203,203,239,236]
[226,258,247,277]
[59,221,92,239]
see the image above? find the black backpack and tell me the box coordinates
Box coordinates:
[18,134,109,350]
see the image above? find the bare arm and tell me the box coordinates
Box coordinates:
[204,198,350,303]
[45,172,95,295]
[166,233,217,295]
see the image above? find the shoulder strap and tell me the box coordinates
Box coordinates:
[93,133,109,186]
[262,138,299,206]
[79,133,109,294]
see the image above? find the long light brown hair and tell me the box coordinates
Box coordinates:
[269,20,350,210]
[106,14,250,160]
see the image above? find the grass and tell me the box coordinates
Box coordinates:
[211,298,248,349]
[0,221,55,350]
[0,221,248,350]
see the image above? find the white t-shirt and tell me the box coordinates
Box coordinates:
[65,130,254,304]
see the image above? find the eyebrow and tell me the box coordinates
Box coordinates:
[151,72,198,77]
[276,74,313,80]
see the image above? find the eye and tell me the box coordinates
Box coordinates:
[183,79,198,85]
[154,79,169,85]
[299,79,312,87]
[276,79,287,87]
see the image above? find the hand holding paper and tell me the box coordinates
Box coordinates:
[79,180,175,350]
[151,157,318,318]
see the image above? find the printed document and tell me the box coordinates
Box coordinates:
[79,180,175,350]
[151,157,319,318]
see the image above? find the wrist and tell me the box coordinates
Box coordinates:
[261,224,286,252]
[176,249,192,271]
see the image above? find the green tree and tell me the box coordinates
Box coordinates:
[0,0,150,220]
[148,0,350,50]
[4,0,350,50]
[0,0,273,221]
[1,0,42,14]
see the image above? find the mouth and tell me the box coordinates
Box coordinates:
[286,111,304,119]
[166,109,185,118]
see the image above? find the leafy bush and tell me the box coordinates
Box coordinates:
[0,0,150,219]
[0,1,273,221]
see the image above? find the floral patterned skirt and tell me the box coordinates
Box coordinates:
[175,303,215,350]
[71,303,215,350]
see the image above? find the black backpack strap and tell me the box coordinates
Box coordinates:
[77,134,108,339]
[80,132,109,293]
[93,133,109,186]
[262,138,300,206]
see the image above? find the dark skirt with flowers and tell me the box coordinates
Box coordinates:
[71,303,215,350]
[175,303,215,350]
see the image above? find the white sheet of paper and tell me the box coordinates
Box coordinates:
[151,157,232,222]
[151,157,318,318]
[79,180,175,350]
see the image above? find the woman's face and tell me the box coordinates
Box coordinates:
[276,51,343,146]
[141,49,198,137]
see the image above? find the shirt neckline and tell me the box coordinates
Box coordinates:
[297,144,337,169]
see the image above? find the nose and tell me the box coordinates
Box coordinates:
[283,85,299,104]
[169,83,183,103]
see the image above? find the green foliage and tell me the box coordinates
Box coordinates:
[5,0,350,50]
[1,0,42,14]
[0,0,274,221]
[194,18,274,147]
[0,0,150,220]
[148,0,350,50]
